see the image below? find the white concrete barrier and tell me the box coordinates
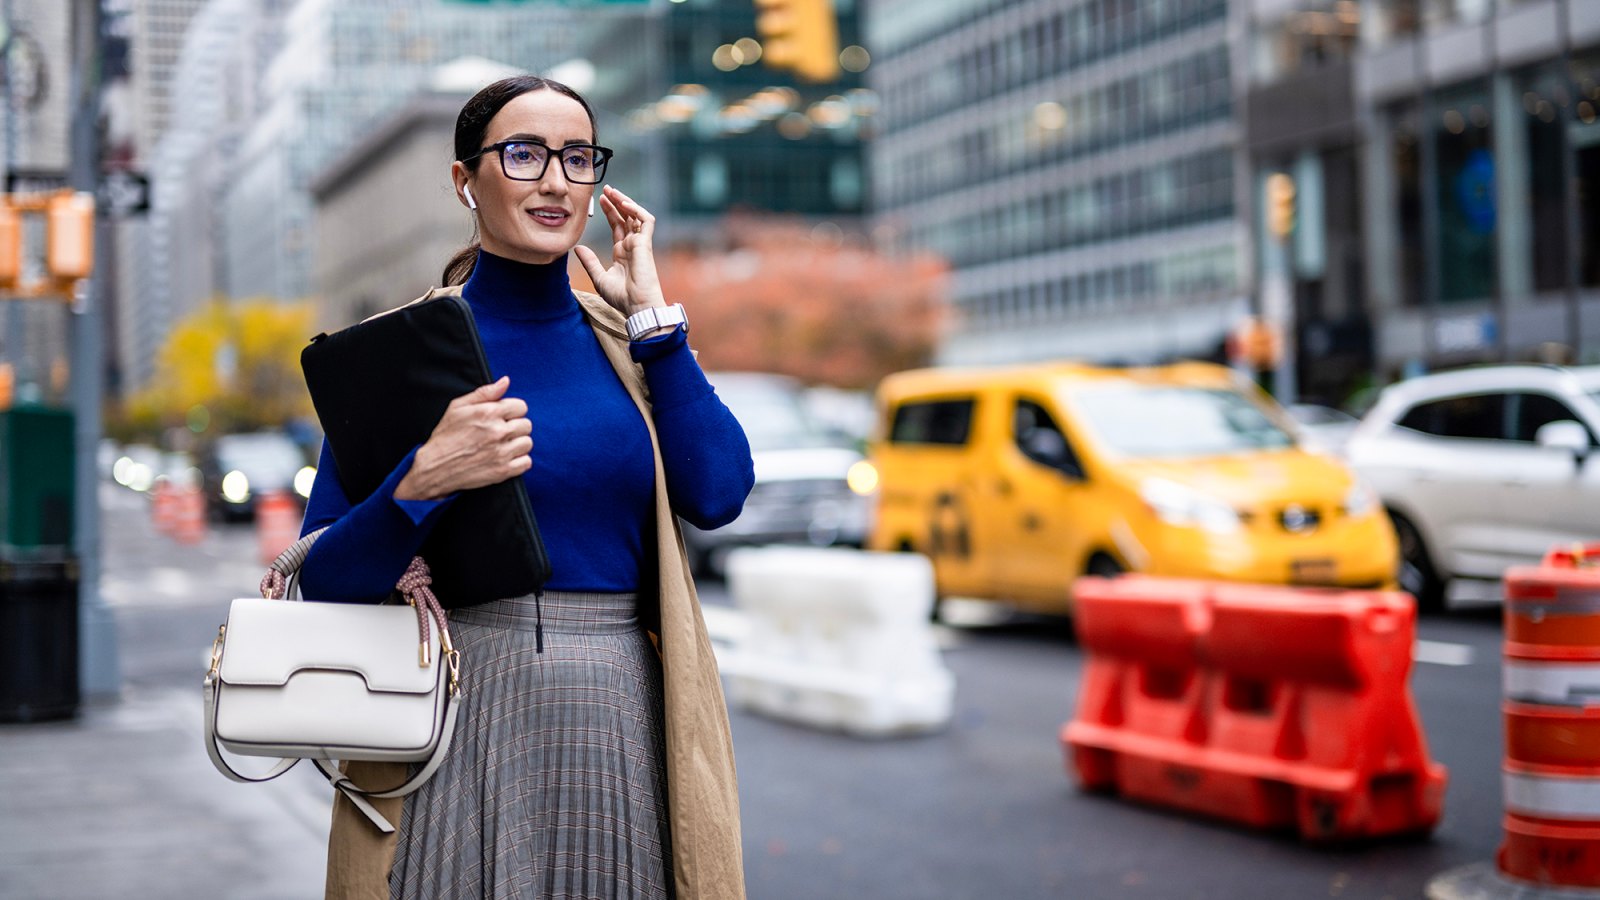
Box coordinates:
[719,547,954,737]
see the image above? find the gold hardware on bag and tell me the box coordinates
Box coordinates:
[419,641,431,668]
[446,648,461,696]
[206,625,227,683]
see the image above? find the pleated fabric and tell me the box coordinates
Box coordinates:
[388,590,673,900]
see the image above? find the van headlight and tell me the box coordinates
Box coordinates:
[846,460,879,496]
[221,470,250,504]
[1140,478,1241,534]
[1342,480,1379,518]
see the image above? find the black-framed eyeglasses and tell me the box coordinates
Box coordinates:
[463,141,614,184]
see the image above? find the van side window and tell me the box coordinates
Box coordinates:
[889,399,975,446]
[1013,399,1083,477]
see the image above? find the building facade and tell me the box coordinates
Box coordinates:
[580,0,871,241]
[867,0,1247,366]
[224,0,576,303]
[129,0,285,391]
[1243,0,1370,405]
[1357,0,1600,373]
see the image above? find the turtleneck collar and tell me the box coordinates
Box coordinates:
[461,248,577,321]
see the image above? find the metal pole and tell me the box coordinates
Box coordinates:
[69,0,117,700]
[2,0,23,387]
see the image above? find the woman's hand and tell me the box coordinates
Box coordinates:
[394,376,533,501]
[574,185,668,318]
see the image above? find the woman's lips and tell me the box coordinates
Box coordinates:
[528,208,571,227]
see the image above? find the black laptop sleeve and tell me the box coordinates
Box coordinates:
[300,292,551,607]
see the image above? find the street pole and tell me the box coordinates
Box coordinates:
[69,0,117,699]
[1,0,23,393]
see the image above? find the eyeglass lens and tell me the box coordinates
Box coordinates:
[501,142,607,183]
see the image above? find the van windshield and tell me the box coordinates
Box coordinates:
[1070,386,1296,458]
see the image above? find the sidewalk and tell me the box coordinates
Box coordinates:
[0,685,330,899]
[1,484,331,899]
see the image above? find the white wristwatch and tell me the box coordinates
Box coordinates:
[625,303,688,341]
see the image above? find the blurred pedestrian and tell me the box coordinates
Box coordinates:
[297,75,754,900]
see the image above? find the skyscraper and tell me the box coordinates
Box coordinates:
[867,0,1245,366]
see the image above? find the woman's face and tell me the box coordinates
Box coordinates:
[455,90,597,265]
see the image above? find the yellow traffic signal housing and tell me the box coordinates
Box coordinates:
[754,0,841,83]
[46,191,95,280]
[0,202,19,289]
[1265,172,1296,241]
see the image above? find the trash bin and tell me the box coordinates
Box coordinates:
[0,406,76,555]
[0,557,80,722]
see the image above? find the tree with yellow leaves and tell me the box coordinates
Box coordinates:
[121,299,316,437]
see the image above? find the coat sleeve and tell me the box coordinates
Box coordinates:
[297,441,457,602]
[629,326,754,530]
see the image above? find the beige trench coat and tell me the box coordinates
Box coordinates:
[323,286,746,900]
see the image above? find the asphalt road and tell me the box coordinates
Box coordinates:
[100,485,1506,899]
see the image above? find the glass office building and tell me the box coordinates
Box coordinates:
[223,0,575,301]
[867,0,1246,365]
[1359,0,1600,371]
[579,0,869,239]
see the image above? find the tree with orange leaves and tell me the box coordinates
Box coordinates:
[578,216,947,389]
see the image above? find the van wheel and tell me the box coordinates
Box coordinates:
[1086,554,1124,578]
[1388,511,1443,614]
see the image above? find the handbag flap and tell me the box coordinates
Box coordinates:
[217,597,441,694]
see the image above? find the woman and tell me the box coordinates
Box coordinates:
[297,75,753,900]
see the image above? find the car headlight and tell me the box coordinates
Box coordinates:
[294,466,317,499]
[1342,480,1379,518]
[1140,478,1241,534]
[846,460,879,496]
[221,470,251,504]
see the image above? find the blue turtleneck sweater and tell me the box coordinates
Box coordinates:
[297,249,753,602]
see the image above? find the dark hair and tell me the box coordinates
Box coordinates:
[442,76,600,286]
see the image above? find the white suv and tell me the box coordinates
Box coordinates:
[1345,365,1600,610]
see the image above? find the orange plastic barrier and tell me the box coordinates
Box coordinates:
[1061,575,1446,842]
[255,491,301,566]
[1498,546,1600,889]
[170,487,207,545]
[150,480,180,536]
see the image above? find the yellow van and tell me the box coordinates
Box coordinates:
[867,361,1397,615]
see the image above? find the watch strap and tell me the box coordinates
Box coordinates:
[626,303,687,341]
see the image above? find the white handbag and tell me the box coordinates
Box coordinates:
[202,528,461,833]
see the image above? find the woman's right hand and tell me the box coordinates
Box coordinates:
[394,376,532,501]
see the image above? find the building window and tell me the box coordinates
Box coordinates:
[1520,64,1571,293]
[1434,81,1496,303]
[1365,0,1420,48]
[1387,102,1426,308]
[1573,53,1600,288]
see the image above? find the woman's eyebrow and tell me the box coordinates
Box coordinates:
[498,132,591,147]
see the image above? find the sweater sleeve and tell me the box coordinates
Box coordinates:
[630,326,754,530]
[297,441,457,603]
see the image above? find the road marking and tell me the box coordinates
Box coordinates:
[1414,640,1474,666]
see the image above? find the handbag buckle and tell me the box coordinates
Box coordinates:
[446,648,461,696]
[205,625,227,683]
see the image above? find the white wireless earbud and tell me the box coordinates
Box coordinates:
[588,196,595,218]
[462,184,477,210]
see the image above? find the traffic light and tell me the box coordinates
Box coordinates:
[1265,172,1296,241]
[0,202,18,289]
[46,192,94,281]
[754,0,840,83]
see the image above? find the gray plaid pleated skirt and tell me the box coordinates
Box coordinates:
[388,590,673,900]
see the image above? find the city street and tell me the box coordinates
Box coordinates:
[0,485,1507,899]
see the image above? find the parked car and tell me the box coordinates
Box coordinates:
[1285,403,1361,456]
[196,432,316,522]
[684,373,877,575]
[867,361,1398,616]
[1344,364,1600,610]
